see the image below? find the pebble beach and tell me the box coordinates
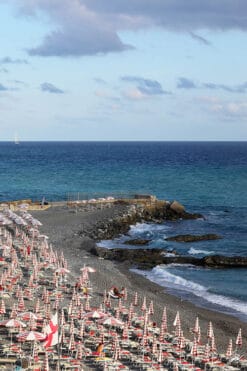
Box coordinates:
[0,200,247,371]
[32,203,247,357]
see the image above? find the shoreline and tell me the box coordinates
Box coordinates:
[30,203,247,354]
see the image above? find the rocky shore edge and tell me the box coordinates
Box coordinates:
[71,197,247,271]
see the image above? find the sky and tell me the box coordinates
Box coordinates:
[0,1,247,141]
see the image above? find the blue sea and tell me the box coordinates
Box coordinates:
[0,141,247,320]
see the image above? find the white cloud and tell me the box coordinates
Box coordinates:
[6,0,247,57]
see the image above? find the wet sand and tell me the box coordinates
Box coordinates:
[31,204,247,355]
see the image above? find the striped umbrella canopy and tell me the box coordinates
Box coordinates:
[226,338,233,358]
[17,330,46,342]
[82,310,107,319]
[0,318,26,328]
[99,316,124,327]
[18,312,38,321]
[80,265,96,273]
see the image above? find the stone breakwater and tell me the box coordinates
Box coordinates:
[79,198,202,241]
[70,197,247,271]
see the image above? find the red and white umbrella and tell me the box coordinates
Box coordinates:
[17,330,46,342]
[99,316,124,327]
[55,267,70,275]
[204,343,210,361]
[191,338,198,357]
[0,299,6,315]
[76,341,83,360]
[113,337,120,361]
[149,300,154,315]
[82,310,106,319]
[133,292,138,306]
[173,311,180,327]
[161,306,167,333]
[193,317,199,334]
[210,333,217,353]
[0,318,26,328]
[141,296,147,312]
[43,351,49,371]
[236,328,242,348]
[122,322,129,340]
[207,321,213,339]
[18,312,38,321]
[226,338,233,358]
[80,265,96,273]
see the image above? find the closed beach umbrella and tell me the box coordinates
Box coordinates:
[161,306,167,333]
[193,317,199,334]
[141,296,147,312]
[0,299,6,316]
[210,333,216,353]
[43,351,49,371]
[204,343,210,361]
[236,328,242,348]
[133,292,138,306]
[173,311,180,327]
[207,321,213,339]
[76,341,83,360]
[226,338,233,358]
[191,338,198,357]
[149,300,154,315]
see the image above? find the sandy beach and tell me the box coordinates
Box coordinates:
[31,203,247,355]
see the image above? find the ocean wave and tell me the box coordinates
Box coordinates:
[129,222,167,236]
[131,266,247,315]
[188,248,213,255]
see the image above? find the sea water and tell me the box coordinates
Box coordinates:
[0,141,247,320]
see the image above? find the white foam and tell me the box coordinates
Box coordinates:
[131,266,247,315]
[129,222,167,235]
[188,247,213,255]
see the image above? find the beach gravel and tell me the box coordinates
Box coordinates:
[31,204,247,356]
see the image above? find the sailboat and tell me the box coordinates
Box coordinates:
[14,133,20,145]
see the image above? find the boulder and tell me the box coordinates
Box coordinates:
[124,239,151,245]
[169,200,185,214]
[165,234,222,243]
